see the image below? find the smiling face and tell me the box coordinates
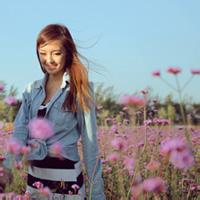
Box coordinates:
[38,40,67,76]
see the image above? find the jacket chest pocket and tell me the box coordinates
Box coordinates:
[49,101,75,127]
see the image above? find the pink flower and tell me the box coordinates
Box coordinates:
[119,95,145,107]
[169,150,194,169]
[7,138,22,155]
[160,137,194,170]
[14,195,24,200]
[20,146,31,154]
[146,160,160,171]
[0,167,4,176]
[24,191,31,200]
[152,70,161,77]
[33,181,44,189]
[0,83,4,93]
[0,155,5,161]
[28,118,54,140]
[142,177,167,193]
[107,152,120,162]
[160,137,187,156]
[111,137,127,151]
[68,190,73,195]
[4,96,17,106]
[71,184,80,192]
[49,142,63,158]
[144,118,170,126]
[14,161,23,170]
[191,69,200,75]
[104,166,112,173]
[131,185,143,199]
[39,186,51,197]
[167,66,181,75]
[144,119,153,126]
[123,156,135,176]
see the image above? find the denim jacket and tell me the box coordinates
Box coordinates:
[3,72,106,200]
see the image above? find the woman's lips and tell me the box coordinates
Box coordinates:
[45,64,57,69]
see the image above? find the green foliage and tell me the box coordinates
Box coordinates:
[0,82,19,122]
[5,168,26,194]
[94,83,125,126]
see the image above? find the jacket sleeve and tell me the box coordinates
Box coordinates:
[3,84,31,169]
[78,82,106,200]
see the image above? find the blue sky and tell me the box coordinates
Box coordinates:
[1,0,200,103]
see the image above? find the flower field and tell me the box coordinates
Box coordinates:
[0,67,200,199]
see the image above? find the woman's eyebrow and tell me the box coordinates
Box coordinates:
[39,49,62,53]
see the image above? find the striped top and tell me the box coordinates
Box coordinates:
[26,102,86,199]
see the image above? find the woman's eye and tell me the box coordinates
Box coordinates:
[54,52,62,55]
[39,52,46,56]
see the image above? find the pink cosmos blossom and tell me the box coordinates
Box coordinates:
[142,177,167,193]
[145,118,170,126]
[33,181,44,189]
[146,160,160,171]
[24,191,30,200]
[20,146,31,154]
[169,150,194,169]
[28,118,54,140]
[0,193,16,199]
[160,137,194,169]
[137,141,144,148]
[14,195,24,200]
[101,159,108,164]
[111,137,127,151]
[14,161,23,170]
[49,142,63,158]
[0,155,5,161]
[160,137,188,156]
[0,83,4,92]
[167,66,181,75]
[104,166,112,173]
[154,118,170,126]
[72,184,80,192]
[144,119,153,126]
[152,70,161,77]
[39,186,51,197]
[191,69,200,75]
[4,96,17,106]
[107,152,120,162]
[68,190,73,195]
[0,167,4,176]
[123,156,135,176]
[7,138,22,155]
[131,185,143,199]
[119,95,145,107]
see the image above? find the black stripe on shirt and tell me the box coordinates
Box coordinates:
[30,156,78,169]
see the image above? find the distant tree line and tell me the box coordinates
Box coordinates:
[0,83,199,126]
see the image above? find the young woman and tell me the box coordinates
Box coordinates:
[2,24,106,200]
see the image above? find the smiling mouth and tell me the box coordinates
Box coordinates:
[45,64,58,69]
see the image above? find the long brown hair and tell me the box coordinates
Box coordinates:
[36,23,93,112]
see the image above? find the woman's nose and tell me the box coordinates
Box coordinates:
[46,54,54,63]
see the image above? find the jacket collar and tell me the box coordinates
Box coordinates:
[34,72,70,89]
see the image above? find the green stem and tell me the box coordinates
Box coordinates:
[175,76,191,142]
[181,75,194,91]
[159,77,178,92]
